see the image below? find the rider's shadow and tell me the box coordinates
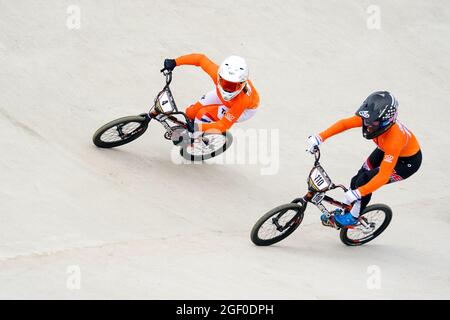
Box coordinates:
[91,140,250,189]
[270,238,402,262]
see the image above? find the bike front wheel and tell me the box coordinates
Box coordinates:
[250,202,306,246]
[92,115,149,148]
[180,131,233,161]
[340,204,393,246]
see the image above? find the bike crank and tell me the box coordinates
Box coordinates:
[356,217,376,234]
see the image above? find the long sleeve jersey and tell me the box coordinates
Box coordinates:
[175,53,260,132]
[319,115,420,196]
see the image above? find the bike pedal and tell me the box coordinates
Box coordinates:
[321,220,332,227]
[321,218,336,228]
[201,137,210,145]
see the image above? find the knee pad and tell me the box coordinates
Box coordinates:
[351,169,372,189]
[350,175,359,190]
[357,171,373,188]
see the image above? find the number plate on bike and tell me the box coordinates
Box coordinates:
[156,91,175,113]
[308,166,331,192]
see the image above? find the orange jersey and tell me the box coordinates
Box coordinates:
[175,53,260,132]
[319,115,420,196]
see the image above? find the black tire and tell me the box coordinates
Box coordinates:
[92,115,149,148]
[180,131,233,161]
[340,204,392,246]
[251,202,306,246]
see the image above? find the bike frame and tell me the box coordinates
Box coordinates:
[145,71,195,139]
[291,148,358,228]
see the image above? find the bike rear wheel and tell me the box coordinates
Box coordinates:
[251,202,305,246]
[180,131,233,161]
[92,115,149,148]
[340,204,392,246]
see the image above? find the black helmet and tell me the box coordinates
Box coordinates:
[356,91,398,139]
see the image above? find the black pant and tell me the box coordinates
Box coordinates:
[350,148,422,213]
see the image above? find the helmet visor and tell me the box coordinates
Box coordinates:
[218,76,245,93]
[364,119,381,133]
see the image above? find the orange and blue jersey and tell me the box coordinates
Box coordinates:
[319,115,420,196]
[175,53,259,132]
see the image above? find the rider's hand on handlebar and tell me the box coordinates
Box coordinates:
[163,59,177,72]
[306,134,323,153]
[344,189,361,204]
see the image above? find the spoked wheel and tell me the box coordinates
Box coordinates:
[92,115,149,148]
[340,204,392,246]
[251,202,306,246]
[180,131,233,161]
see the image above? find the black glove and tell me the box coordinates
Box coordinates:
[163,59,177,72]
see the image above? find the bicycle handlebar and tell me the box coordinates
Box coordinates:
[311,147,349,193]
[160,69,173,86]
[151,69,195,130]
[313,146,321,165]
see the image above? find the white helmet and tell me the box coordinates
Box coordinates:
[217,55,249,101]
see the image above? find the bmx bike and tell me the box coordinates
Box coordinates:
[250,147,392,246]
[92,70,233,161]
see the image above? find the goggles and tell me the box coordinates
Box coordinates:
[218,75,245,93]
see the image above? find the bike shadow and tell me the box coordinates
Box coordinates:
[90,142,251,187]
[257,230,408,263]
